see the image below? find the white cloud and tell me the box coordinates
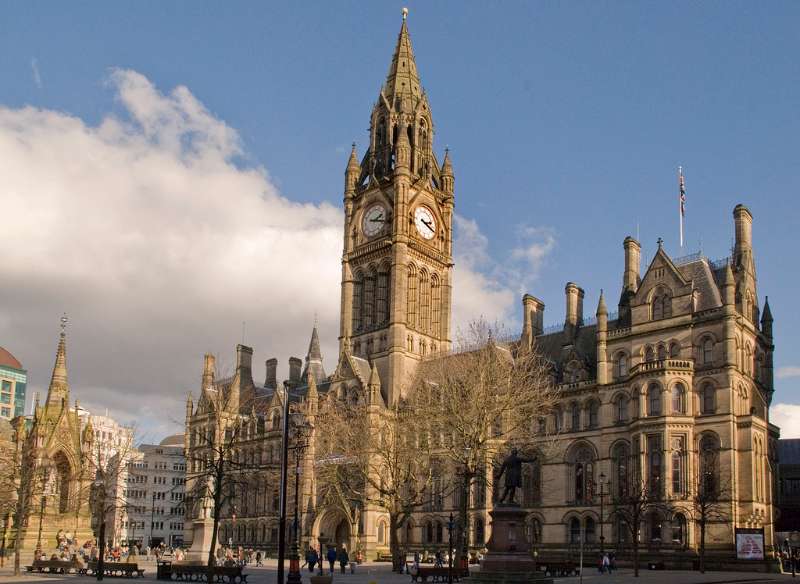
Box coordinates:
[0,69,342,438]
[451,216,556,335]
[777,366,800,379]
[0,70,535,439]
[30,58,42,89]
[771,403,800,439]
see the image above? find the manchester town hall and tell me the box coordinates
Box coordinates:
[183,14,777,569]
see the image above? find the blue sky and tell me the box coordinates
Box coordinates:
[1,2,798,438]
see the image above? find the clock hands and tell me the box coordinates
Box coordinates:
[421,218,434,233]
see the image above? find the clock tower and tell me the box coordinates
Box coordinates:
[339,12,454,405]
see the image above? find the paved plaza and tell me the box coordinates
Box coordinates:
[0,559,796,584]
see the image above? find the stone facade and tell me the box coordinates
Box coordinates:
[183,12,778,568]
[118,436,186,548]
[7,325,95,555]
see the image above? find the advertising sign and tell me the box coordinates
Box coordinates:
[735,527,765,560]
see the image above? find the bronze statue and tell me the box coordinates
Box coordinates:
[495,447,536,505]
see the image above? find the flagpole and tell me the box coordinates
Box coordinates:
[678,166,684,249]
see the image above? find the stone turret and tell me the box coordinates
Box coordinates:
[345,143,360,196]
[761,297,773,338]
[367,361,382,406]
[596,291,609,385]
[440,149,454,195]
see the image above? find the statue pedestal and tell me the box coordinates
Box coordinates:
[187,518,216,562]
[468,504,552,584]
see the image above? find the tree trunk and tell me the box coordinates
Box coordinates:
[390,513,401,573]
[97,515,107,581]
[207,474,223,569]
[632,522,639,578]
[460,471,472,571]
[699,519,706,574]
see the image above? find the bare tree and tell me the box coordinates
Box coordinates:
[184,379,263,569]
[315,381,434,572]
[80,428,137,580]
[409,320,557,569]
[671,447,731,574]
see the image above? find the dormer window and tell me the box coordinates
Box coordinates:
[651,286,673,320]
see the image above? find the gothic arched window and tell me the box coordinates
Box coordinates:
[612,442,630,499]
[671,383,686,414]
[571,402,581,431]
[645,346,655,362]
[702,338,714,364]
[406,266,418,329]
[648,383,662,416]
[669,342,680,358]
[522,459,542,506]
[702,383,716,415]
[363,269,376,328]
[569,517,581,544]
[699,433,720,497]
[615,394,629,423]
[671,513,686,544]
[616,353,628,379]
[587,400,599,428]
[352,272,363,332]
[474,518,485,545]
[376,267,390,325]
[419,270,431,332]
[431,274,441,338]
[585,517,596,543]
[570,445,595,504]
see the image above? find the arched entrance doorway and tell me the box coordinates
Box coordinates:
[53,452,72,514]
[314,510,353,553]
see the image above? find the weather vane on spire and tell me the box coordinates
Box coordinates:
[60,313,68,335]
[402,7,408,20]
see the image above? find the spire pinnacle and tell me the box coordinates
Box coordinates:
[384,11,421,103]
[302,322,326,383]
[596,289,608,316]
[46,314,70,407]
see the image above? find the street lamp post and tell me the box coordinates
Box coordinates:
[598,472,607,556]
[287,417,310,584]
[446,513,455,584]
[277,382,292,584]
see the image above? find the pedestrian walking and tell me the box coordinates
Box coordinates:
[327,546,337,575]
[338,546,349,574]
[306,548,318,573]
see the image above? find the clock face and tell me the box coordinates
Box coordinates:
[414,206,436,240]
[362,204,387,237]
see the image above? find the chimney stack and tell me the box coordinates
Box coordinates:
[623,236,641,293]
[202,353,216,389]
[289,357,302,384]
[265,358,278,390]
[522,294,545,339]
[235,344,254,385]
[564,282,584,329]
[733,204,753,264]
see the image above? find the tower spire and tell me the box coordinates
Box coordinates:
[384,9,421,103]
[302,322,326,383]
[46,313,70,408]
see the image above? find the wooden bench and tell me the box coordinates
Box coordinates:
[540,561,578,577]
[83,561,146,578]
[409,566,466,583]
[169,563,248,583]
[26,559,80,573]
[376,551,394,562]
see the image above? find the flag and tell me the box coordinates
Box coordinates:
[679,167,686,217]
[678,166,686,247]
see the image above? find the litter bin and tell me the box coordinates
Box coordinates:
[157,560,172,580]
